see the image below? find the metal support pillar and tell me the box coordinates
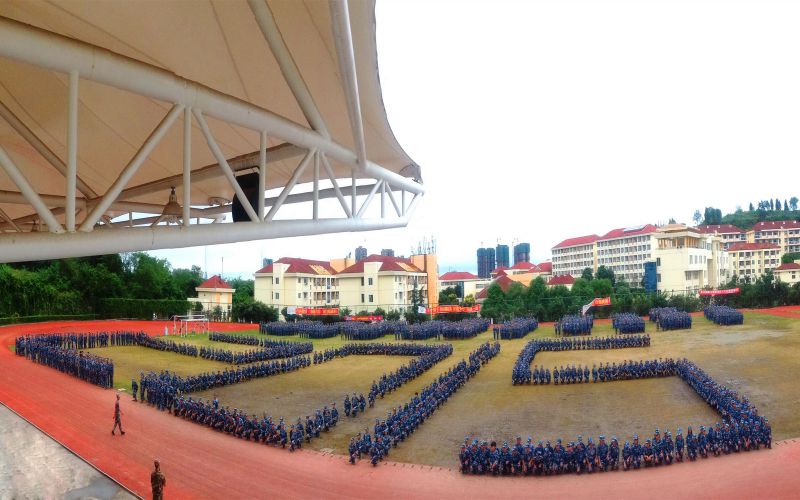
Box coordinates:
[66,70,78,231]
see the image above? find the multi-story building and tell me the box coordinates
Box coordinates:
[476,247,496,279]
[438,271,492,300]
[727,242,781,282]
[696,224,747,250]
[595,224,658,286]
[751,221,800,255]
[495,244,510,269]
[380,248,395,257]
[774,260,800,285]
[651,224,731,294]
[255,254,437,316]
[513,242,531,265]
[552,235,599,278]
[254,258,340,309]
[338,255,428,311]
[188,275,234,318]
[355,246,368,262]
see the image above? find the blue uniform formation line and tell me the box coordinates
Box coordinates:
[493,318,539,340]
[348,342,501,467]
[15,333,117,388]
[138,355,311,404]
[512,335,650,385]
[466,358,771,476]
[199,341,313,365]
[554,315,594,336]
[611,313,646,334]
[704,305,744,326]
[649,307,693,331]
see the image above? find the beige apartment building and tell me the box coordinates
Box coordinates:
[652,224,731,294]
[551,235,599,278]
[595,224,658,286]
[727,243,781,282]
[697,224,747,250]
[774,261,800,285]
[337,255,428,311]
[750,221,800,255]
[254,258,340,309]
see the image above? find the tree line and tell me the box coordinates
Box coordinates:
[694,196,799,229]
[0,253,279,323]
[480,267,800,323]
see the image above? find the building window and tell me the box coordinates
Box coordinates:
[369,294,374,303]
[275,292,280,299]
[297,293,301,299]
[275,277,280,285]
[360,277,365,286]
[368,277,373,286]
[361,294,365,303]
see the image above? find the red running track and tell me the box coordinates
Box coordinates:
[1,319,799,499]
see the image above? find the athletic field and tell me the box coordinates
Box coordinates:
[86,311,800,468]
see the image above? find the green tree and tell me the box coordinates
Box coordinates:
[749,202,754,211]
[524,277,547,319]
[595,266,615,285]
[580,268,594,281]
[480,283,508,322]
[776,199,782,211]
[438,286,460,305]
[171,265,203,299]
[790,197,799,211]
[782,253,800,264]
[693,210,703,226]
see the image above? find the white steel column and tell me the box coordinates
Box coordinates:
[330,0,368,171]
[351,170,357,217]
[194,109,259,223]
[0,100,97,198]
[380,180,385,218]
[65,70,78,231]
[80,103,185,231]
[385,183,401,217]
[0,144,63,233]
[182,107,192,227]
[258,131,267,221]
[247,0,330,138]
[357,179,382,218]
[265,149,314,222]
[0,217,413,263]
[313,152,319,220]
[320,154,352,218]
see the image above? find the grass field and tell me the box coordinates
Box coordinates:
[85,312,800,468]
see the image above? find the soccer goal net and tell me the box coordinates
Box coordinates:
[172,314,210,336]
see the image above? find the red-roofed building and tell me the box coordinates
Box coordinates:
[752,220,800,254]
[547,274,575,289]
[775,260,800,285]
[490,266,510,278]
[338,255,428,310]
[727,242,781,281]
[535,262,553,274]
[255,257,340,310]
[594,224,659,286]
[189,275,235,319]
[439,271,491,301]
[475,275,518,301]
[697,224,747,250]
[551,235,598,279]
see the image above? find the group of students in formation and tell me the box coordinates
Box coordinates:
[493,318,539,340]
[349,342,501,466]
[512,335,650,385]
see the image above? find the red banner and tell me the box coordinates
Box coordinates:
[699,288,740,296]
[592,297,611,307]
[296,307,340,316]
[429,304,481,315]
[345,315,384,322]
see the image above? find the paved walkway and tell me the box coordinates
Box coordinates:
[1,319,799,499]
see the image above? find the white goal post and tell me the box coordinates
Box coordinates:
[172,314,210,336]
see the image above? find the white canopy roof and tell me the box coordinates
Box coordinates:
[0,0,422,225]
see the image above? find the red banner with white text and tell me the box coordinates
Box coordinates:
[428,304,481,315]
[699,288,740,296]
[295,307,340,316]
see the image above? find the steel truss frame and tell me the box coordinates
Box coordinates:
[0,1,423,263]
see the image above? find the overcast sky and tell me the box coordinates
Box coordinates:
[150,0,800,278]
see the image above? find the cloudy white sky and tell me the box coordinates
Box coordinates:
[151,0,800,277]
